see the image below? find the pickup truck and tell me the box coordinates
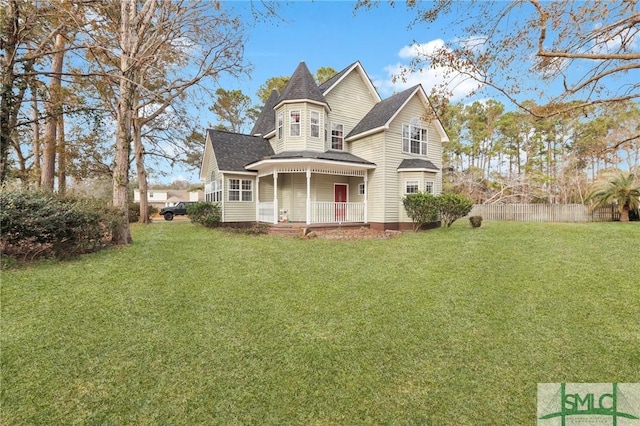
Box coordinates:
[159,202,195,221]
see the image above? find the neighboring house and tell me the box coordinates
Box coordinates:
[133,189,203,211]
[200,61,449,230]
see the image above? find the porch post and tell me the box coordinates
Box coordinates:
[306,168,311,224]
[363,172,368,223]
[255,175,260,222]
[273,171,278,224]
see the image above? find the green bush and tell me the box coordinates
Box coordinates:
[403,191,474,230]
[0,190,123,264]
[128,202,157,222]
[437,192,474,227]
[402,192,439,231]
[469,215,483,228]
[187,202,221,228]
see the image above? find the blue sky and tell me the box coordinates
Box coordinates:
[167,0,466,183]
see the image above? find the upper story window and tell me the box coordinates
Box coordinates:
[277,112,283,140]
[290,110,301,137]
[331,123,344,150]
[402,118,428,156]
[310,111,320,138]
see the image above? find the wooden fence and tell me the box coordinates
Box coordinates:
[468,204,619,223]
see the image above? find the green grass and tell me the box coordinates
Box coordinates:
[2,221,639,425]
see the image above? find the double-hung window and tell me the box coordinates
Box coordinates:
[424,180,434,194]
[405,180,419,194]
[290,110,301,137]
[277,112,283,140]
[331,123,344,150]
[228,178,252,202]
[310,111,320,138]
[212,179,222,202]
[402,118,428,156]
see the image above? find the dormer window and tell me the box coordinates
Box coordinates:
[290,110,301,137]
[310,111,320,138]
[277,112,283,140]
[402,118,428,156]
[331,123,344,150]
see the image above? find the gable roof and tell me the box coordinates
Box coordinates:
[318,61,357,92]
[275,61,328,108]
[346,85,419,140]
[397,158,439,171]
[250,89,279,136]
[207,129,274,173]
[346,84,450,143]
[319,61,381,103]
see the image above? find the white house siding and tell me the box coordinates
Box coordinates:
[384,96,444,222]
[324,71,378,152]
[202,139,220,186]
[223,174,256,222]
[259,175,274,202]
[306,105,325,152]
[350,133,387,223]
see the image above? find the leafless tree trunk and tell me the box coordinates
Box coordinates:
[111,0,141,244]
[57,117,66,194]
[41,32,65,190]
[31,88,41,188]
[133,115,150,223]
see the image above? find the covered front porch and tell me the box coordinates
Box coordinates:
[247,154,376,225]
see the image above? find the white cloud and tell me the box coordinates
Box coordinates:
[376,40,483,101]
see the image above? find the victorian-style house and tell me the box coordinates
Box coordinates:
[200,61,448,230]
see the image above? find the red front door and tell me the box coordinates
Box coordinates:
[334,184,347,221]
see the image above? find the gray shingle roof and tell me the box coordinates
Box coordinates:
[277,62,327,106]
[397,158,439,171]
[318,61,358,93]
[250,89,279,136]
[265,150,375,165]
[346,85,419,139]
[207,129,274,172]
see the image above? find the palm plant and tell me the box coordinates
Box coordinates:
[586,173,640,222]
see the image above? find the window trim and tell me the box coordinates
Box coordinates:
[277,112,283,140]
[404,180,420,194]
[310,110,320,139]
[290,110,301,137]
[331,123,344,150]
[424,180,434,194]
[228,178,253,202]
[402,118,428,156]
[358,183,365,195]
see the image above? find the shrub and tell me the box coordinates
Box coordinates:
[0,190,123,264]
[469,215,483,228]
[437,192,474,227]
[128,202,157,222]
[402,192,439,231]
[187,202,221,228]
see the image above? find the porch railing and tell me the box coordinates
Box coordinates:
[256,201,366,224]
[310,202,365,224]
[258,201,275,223]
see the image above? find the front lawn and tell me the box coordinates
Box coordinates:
[2,221,638,424]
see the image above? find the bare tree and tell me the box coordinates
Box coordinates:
[358,1,640,148]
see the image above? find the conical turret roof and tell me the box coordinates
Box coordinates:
[276,61,328,107]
